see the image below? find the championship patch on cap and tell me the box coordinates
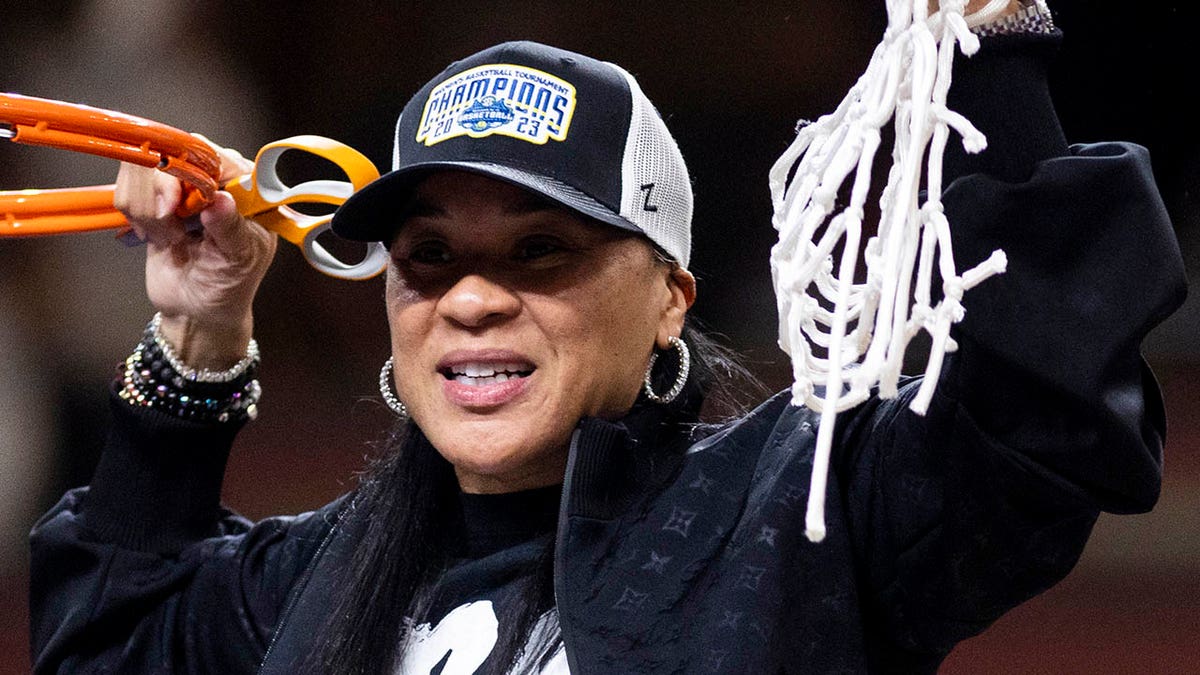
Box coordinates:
[415,64,578,147]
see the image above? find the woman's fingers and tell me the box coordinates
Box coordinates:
[115,136,275,272]
[197,190,241,241]
[216,146,253,182]
[201,190,276,266]
[187,136,277,268]
[113,161,186,245]
[192,133,253,183]
[114,135,254,247]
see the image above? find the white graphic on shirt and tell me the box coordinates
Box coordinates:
[398,600,569,674]
[399,601,497,674]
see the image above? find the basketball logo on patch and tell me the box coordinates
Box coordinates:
[415,64,577,147]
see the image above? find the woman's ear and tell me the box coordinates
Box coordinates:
[657,267,696,349]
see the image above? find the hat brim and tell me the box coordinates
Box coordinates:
[331,161,641,243]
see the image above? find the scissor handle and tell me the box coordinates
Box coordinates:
[1,93,387,280]
[224,136,388,280]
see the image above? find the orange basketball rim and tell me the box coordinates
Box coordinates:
[0,92,223,236]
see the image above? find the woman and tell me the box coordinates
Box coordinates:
[29,3,1186,674]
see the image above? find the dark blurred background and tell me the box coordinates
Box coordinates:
[1,1,1196,672]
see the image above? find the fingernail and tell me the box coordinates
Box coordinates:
[117,228,146,248]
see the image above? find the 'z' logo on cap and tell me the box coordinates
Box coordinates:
[416,64,578,147]
[640,183,659,212]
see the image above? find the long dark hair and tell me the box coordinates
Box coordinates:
[304,321,761,674]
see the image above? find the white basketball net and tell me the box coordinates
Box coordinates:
[768,0,1013,542]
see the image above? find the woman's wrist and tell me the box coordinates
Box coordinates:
[151,312,259,384]
[157,311,255,372]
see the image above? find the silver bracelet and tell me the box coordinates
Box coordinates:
[149,312,260,384]
[972,0,1056,37]
[119,340,262,423]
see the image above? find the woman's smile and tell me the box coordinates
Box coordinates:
[438,350,536,408]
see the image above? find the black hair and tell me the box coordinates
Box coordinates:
[302,320,762,674]
[300,421,458,675]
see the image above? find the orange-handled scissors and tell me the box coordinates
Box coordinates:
[0,93,388,280]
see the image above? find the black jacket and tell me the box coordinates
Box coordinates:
[29,33,1187,675]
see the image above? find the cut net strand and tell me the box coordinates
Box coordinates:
[768,0,1010,543]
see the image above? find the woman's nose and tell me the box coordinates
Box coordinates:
[436,273,521,328]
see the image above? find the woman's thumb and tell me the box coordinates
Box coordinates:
[198,191,246,247]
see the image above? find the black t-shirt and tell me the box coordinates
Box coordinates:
[398,485,565,674]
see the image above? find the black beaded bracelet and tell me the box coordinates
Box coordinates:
[116,318,262,424]
[139,336,256,396]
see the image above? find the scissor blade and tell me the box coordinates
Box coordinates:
[0,124,14,140]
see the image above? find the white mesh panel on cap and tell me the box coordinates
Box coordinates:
[610,65,693,269]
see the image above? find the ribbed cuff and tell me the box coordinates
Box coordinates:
[565,418,637,520]
[942,30,1067,184]
[82,386,244,553]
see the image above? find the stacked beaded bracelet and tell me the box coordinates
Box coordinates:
[117,313,262,424]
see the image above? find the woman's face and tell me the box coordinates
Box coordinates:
[386,172,695,493]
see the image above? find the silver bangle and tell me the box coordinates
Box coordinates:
[149,312,260,384]
[119,342,262,423]
[972,0,1056,37]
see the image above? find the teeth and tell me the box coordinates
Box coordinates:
[447,362,531,386]
[454,373,517,386]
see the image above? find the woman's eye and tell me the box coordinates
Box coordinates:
[407,242,452,265]
[516,238,565,261]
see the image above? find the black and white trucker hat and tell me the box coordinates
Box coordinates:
[330,41,693,268]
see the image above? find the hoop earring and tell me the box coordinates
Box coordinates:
[379,357,408,417]
[643,336,691,404]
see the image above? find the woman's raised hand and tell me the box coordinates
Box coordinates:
[113,137,277,370]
